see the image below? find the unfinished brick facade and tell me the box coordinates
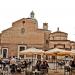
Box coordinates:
[0,12,75,58]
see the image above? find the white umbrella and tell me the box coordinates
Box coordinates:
[20,47,44,68]
[45,48,67,72]
[20,47,44,55]
[20,47,44,61]
[45,48,66,55]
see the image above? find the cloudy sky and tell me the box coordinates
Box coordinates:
[0,0,75,41]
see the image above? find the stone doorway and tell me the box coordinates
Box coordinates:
[2,48,8,58]
[18,45,26,58]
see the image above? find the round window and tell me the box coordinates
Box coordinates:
[21,28,25,33]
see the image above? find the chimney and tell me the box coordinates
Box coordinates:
[43,23,48,30]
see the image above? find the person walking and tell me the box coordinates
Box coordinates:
[10,56,17,74]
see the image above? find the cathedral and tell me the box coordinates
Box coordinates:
[0,11,75,58]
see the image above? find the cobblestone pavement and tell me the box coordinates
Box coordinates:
[0,63,75,75]
[0,68,75,75]
[5,70,75,75]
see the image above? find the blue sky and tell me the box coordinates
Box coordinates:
[0,0,75,41]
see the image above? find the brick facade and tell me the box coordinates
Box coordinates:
[0,13,75,58]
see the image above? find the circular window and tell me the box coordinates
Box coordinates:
[21,28,25,33]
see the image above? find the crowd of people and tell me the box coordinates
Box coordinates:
[0,56,30,74]
[0,56,75,74]
[0,56,49,74]
[65,57,75,68]
[36,60,49,72]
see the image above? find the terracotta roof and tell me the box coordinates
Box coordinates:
[52,31,67,34]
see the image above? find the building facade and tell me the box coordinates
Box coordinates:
[0,11,75,58]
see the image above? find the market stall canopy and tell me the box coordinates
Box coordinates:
[20,47,44,55]
[45,48,70,56]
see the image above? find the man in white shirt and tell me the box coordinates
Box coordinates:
[10,56,17,73]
